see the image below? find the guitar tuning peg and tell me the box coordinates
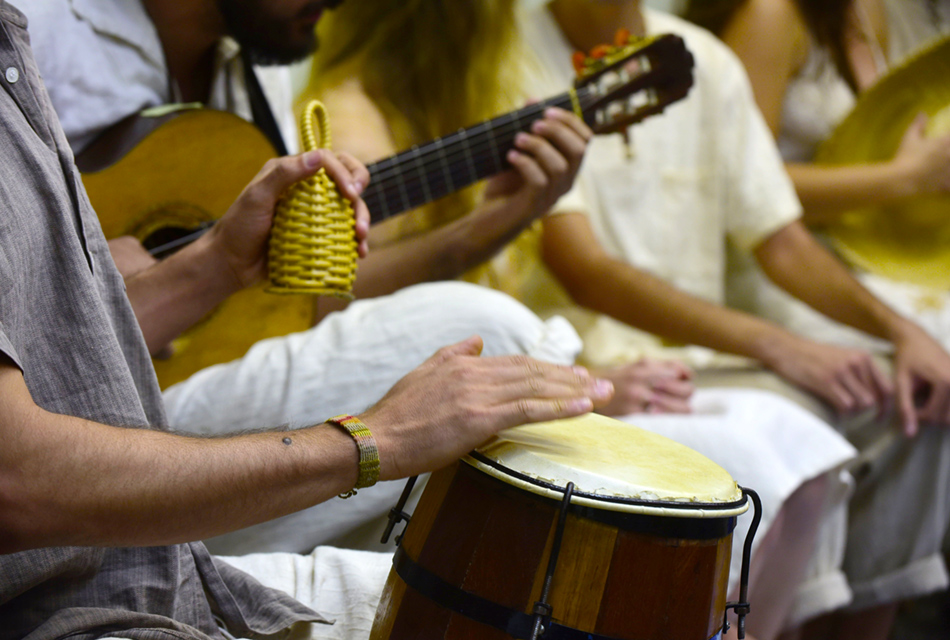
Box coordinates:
[614,28,631,48]
[572,51,587,76]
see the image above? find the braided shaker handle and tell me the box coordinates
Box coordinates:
[267,100,357,297]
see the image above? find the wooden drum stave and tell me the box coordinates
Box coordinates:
[371,413,758,640]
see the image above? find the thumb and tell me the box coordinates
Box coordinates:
[429,335,485,364]
[255,151,325,201]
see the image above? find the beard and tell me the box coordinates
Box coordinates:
[217,0,343,66]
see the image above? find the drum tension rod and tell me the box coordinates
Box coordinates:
[381,475,418,545]
[530,481,576,640]
[723,488,762,640]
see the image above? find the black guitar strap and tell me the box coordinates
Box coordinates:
[242,50,290,157]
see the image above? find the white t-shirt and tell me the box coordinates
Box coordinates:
[508,5,802,367]
[20,0,298,154]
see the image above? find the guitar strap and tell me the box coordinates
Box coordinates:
[242,50,290,157]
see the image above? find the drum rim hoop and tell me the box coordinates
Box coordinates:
[466,451,750,518]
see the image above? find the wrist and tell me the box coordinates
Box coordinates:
[751,328,799,371]
[200,225,255,295]
[886,157,923,200]
[325,414,380,498]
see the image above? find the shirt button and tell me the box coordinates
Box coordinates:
[5,67,18,84]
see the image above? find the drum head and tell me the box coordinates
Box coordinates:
[466,412,747,518]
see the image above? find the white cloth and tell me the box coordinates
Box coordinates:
[20,0,299,154]
[624,388,856,622]
[516,6,802,370]
[170,281,582,554]
[220,548,392,640]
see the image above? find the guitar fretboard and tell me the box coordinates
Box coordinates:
[363,87,595,223]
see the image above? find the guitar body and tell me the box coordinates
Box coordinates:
[80,109,315,389]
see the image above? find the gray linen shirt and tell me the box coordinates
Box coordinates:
[0,3,324,638]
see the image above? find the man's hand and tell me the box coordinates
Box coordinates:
[481,107,592,227]
[892,321,950,436]
[359,336,614,481]
[591,359,694,416]
[767,335,892,418]
[207,150,371,290]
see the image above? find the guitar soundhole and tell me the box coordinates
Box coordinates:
[143,222,214,259]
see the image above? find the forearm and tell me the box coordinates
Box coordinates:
[123,231,242,352]
[0,402,358,553]
[351,202,535,298]
[561,253,800,365]
[789,162,915,225]
[756,222,912,342]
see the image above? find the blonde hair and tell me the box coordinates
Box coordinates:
[304,0,522,232]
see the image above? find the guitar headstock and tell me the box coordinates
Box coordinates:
[572,32,694,135]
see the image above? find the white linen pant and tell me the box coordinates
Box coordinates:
[163,282,583,555]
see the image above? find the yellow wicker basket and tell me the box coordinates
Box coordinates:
[268,100,358,297]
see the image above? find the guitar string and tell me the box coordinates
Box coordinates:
[361,90,597,218]
[144,64,659,256]
[142,99,580,257]
[363,90,590,192]
[362,56,667,192]
[361,69,665,218]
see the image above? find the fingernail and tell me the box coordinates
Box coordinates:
[572,365,590,377]
[531,120,545,133]
[571,398,594,413]
[515,132,529,145]
[594,379,613,398]
[303,149,322,168]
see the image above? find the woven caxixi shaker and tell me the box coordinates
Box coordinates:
[267,100,357,297]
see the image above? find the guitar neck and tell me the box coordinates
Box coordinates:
[363,87,594,223]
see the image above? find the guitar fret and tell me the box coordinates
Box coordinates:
[391,158,412,213]
[434,137,455,195]
[456,127,479,186]
[409,145,433,205]
[485,115,505,175]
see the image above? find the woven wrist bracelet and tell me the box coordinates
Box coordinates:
[326,414,379,498]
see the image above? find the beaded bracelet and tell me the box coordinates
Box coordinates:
[326,414,380,498]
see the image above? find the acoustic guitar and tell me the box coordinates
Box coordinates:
[79,34,695,389]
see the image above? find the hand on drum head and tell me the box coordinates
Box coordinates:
[591,358,694,417]
[359,335,614,481]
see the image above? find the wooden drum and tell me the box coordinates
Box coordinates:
[371,413,754,640]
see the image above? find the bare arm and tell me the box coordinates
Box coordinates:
[722,0,950,223]
[542,213,896,417]
[0,337,612,554]
[756,222,950,434]
[121,151,371,354]
[320,81,592,299]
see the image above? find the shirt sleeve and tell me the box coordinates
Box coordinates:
[0,320,22,371]
[717,48,803,252]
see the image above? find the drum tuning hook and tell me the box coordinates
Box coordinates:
[723,487,762,640]
[381,475,419,545]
